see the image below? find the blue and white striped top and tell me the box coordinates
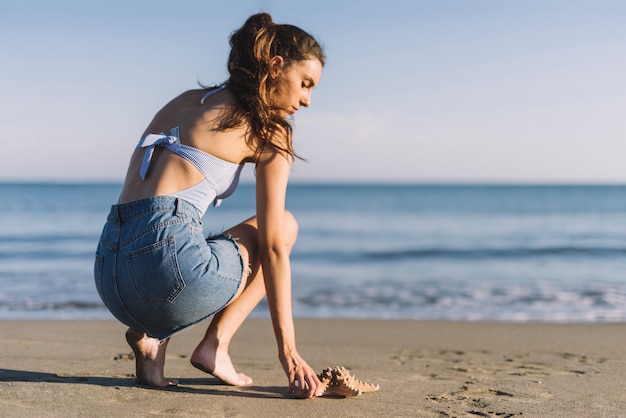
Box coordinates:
[134,88,244,216]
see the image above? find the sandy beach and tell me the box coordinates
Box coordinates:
[1,319,625,417]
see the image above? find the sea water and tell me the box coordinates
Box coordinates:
[1,183,625,322]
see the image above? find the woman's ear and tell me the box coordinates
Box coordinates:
[269,55,284,78]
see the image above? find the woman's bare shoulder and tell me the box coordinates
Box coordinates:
[169,89,209,105]
[150,89,209,119]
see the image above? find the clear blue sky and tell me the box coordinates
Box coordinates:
[1,0,625,183]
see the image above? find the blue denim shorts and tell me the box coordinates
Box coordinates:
[94,196,245,340]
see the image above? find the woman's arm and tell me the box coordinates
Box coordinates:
[255,148,322,398]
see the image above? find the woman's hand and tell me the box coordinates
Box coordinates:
[280,349,323,399]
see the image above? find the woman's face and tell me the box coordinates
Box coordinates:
[271,58,323,118]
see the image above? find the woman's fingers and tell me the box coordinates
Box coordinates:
[293,368,321,398]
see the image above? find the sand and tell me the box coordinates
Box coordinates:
[1,319,625,417]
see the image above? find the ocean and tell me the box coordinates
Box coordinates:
[1,183,625,322]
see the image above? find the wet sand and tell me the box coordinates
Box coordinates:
[1,319,625,417]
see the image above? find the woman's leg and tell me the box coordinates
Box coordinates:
[125,328,178,387]
[190,211,298,386]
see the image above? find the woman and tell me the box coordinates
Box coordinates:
[94,12,325,399]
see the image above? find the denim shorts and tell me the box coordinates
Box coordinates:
[94,196,245,340]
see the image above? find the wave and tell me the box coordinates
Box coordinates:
[0,232,99,242]
[294,245,626,263]
[0,248,95,261]
[2,279,626,323]
[290,279,626,322]
[0,300,104,312]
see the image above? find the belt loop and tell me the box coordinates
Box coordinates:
[174,198,183,217]
[113,203,121,222]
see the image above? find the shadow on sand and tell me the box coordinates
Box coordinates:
[0,368,289,399]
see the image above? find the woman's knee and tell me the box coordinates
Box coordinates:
[230,211,297,255]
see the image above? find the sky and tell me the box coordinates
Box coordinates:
[1,0,625,184]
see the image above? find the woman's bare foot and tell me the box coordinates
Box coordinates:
[190,340,252,386]
[125,328,178,388]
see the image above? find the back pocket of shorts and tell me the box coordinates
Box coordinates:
[126,236,186,304]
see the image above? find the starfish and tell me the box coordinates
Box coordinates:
[317,366,379,397]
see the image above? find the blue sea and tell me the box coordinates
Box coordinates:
[1,183,625,322]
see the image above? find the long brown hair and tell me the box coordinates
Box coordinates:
[215,13,325,161]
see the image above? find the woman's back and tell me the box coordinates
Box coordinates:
[119,88,255,205]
